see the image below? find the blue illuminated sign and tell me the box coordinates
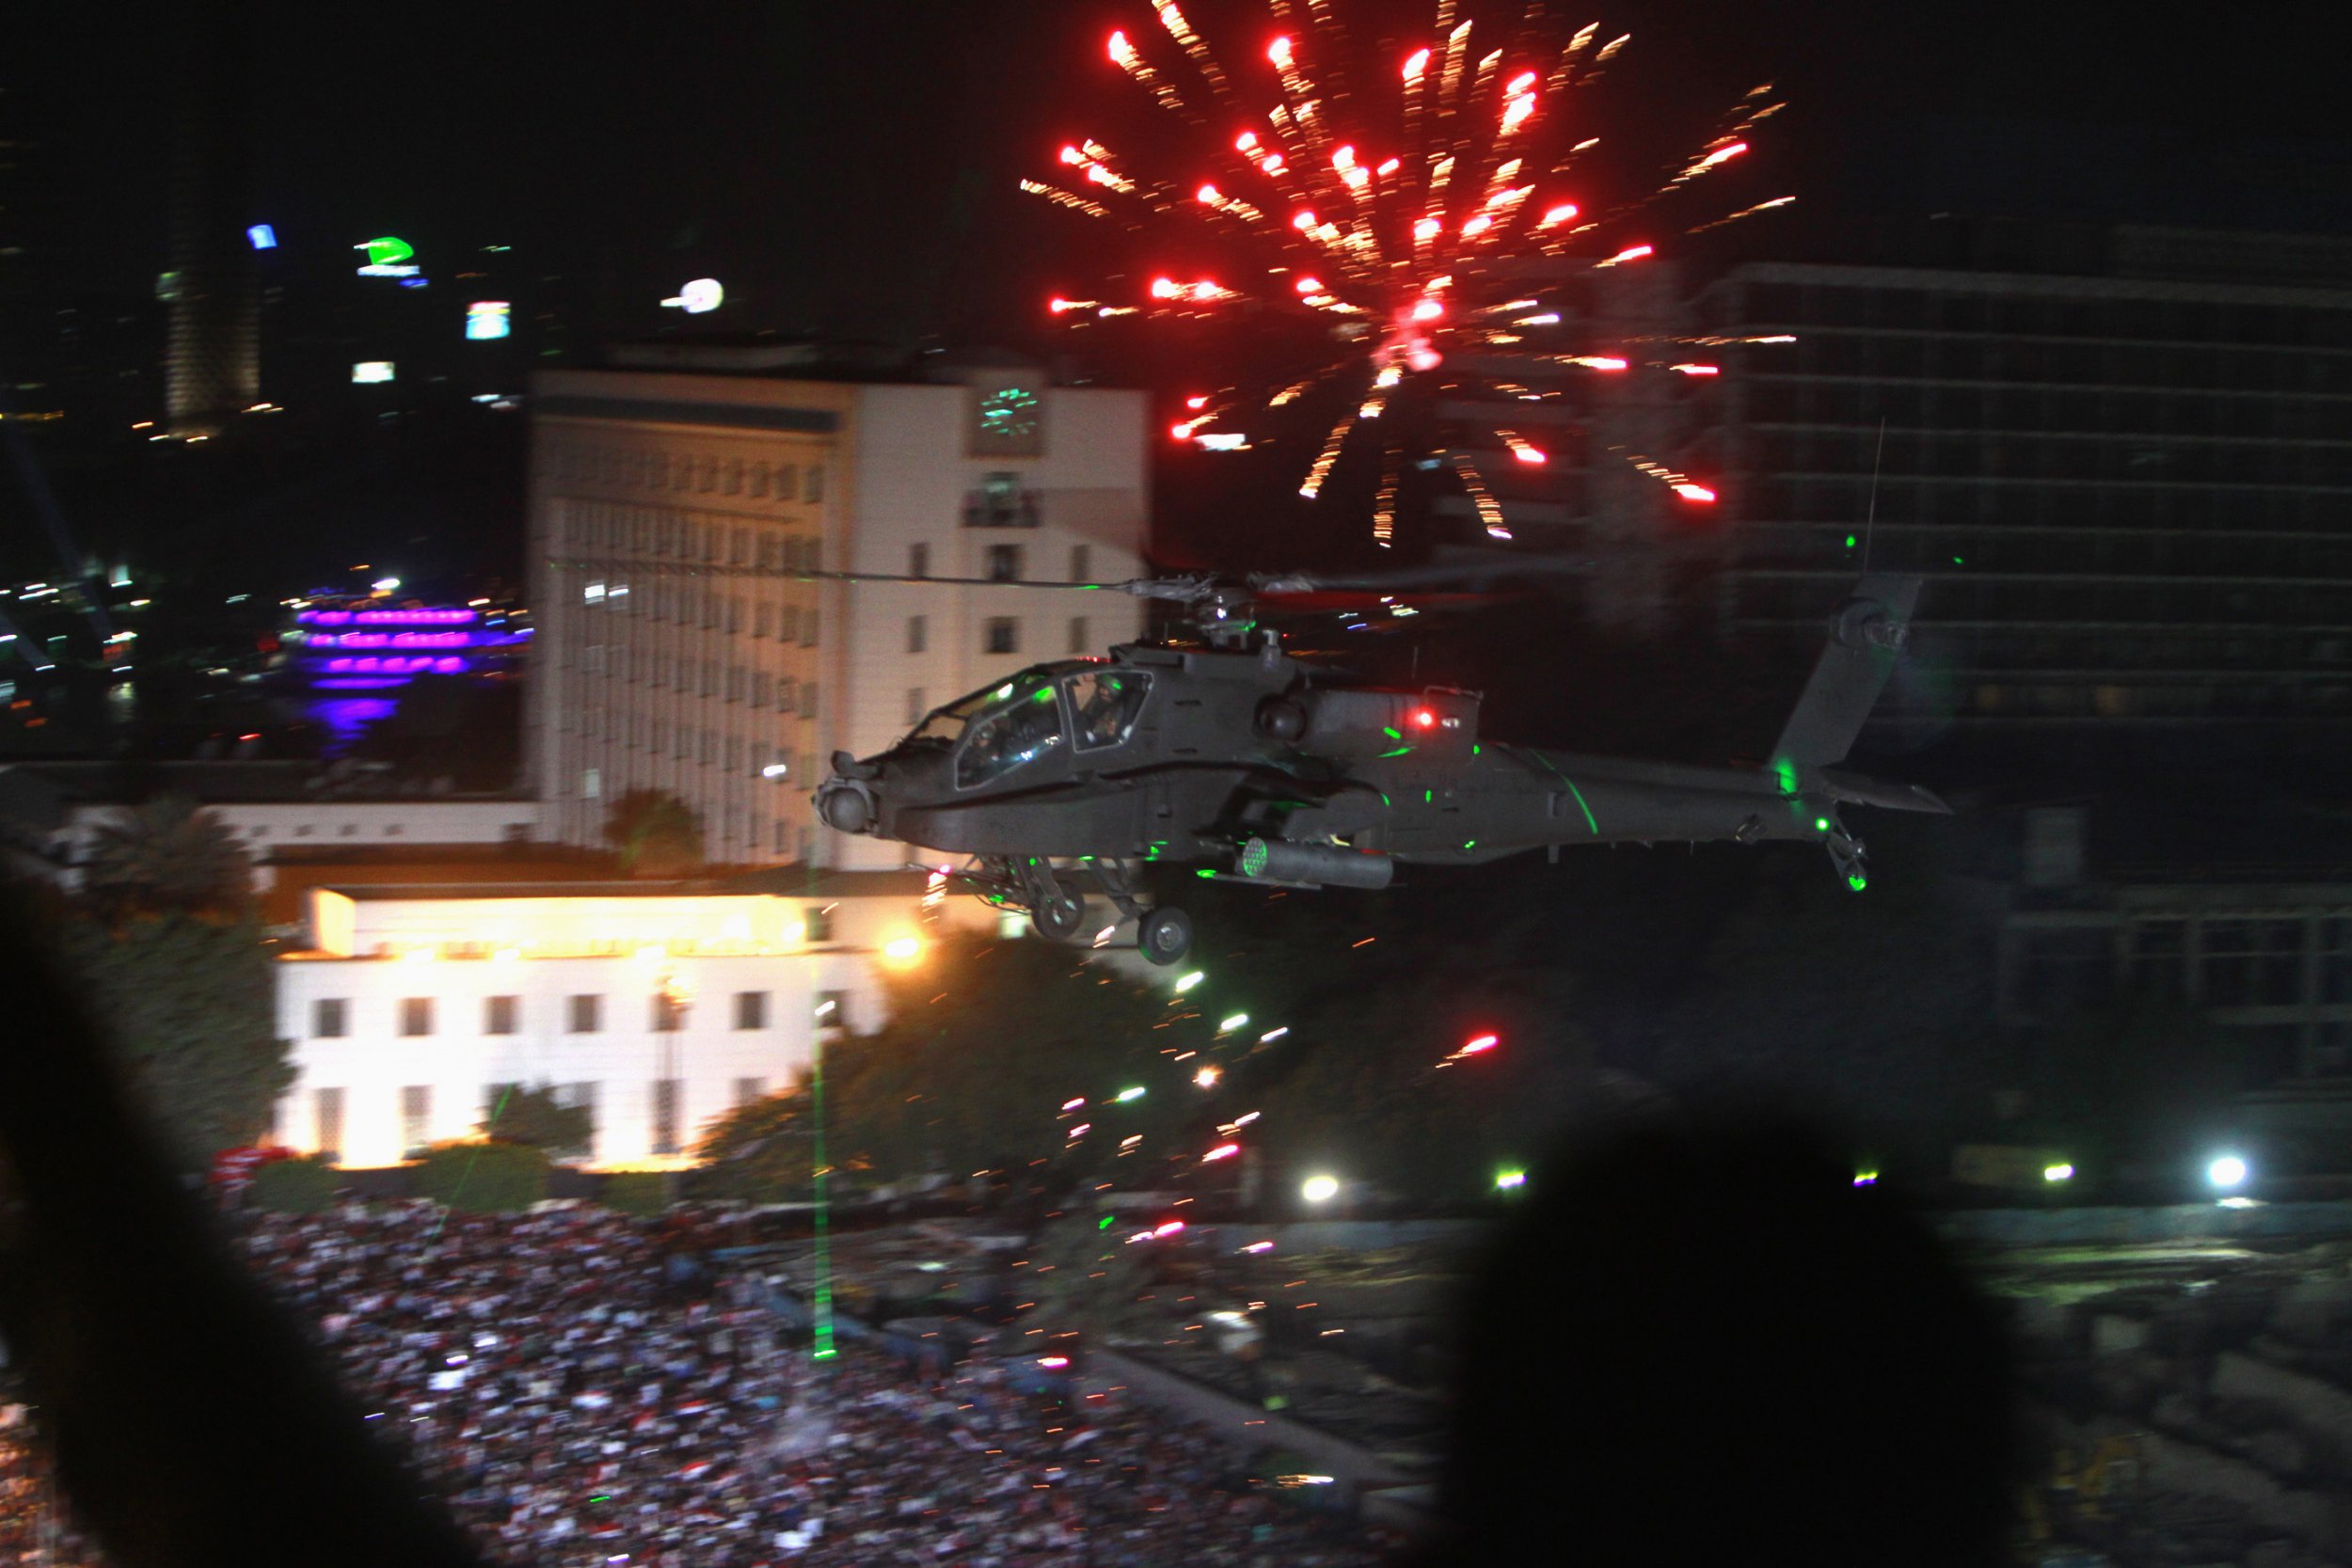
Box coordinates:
[247,224,278,250]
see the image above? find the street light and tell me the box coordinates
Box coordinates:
[2208,1153,2249,1191]
[1301,1174,1340,1204]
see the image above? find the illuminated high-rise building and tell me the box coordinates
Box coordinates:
[525,350,1149,868]
[161,3,258,436]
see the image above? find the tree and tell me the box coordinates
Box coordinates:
[820,932,1180,1188]
[56,913,294,1167]
[478,1081,594,1158]
[79,796,251,919]
[692,1085,818,1203]
[413,1142,550,1212]
[603,789,704,877]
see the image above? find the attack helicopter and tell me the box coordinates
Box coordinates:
[808,565,1947,966]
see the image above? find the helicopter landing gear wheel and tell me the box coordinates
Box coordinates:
[1027,876,1089,942]
[1137,906,1194,966]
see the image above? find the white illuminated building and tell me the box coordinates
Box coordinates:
[525,355,1150,871]
[272,879,989,1169]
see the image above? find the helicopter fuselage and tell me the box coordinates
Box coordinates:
[822,639,1857,888]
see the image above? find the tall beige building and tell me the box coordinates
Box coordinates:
[525,355,1149,869]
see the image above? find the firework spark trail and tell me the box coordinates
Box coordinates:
[1032,2,1788,539]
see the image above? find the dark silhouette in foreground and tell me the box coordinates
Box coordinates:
[0,883,484,1568]
[1425,1117,2014,1566]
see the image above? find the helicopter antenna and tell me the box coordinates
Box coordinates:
[1860,416,1886,575]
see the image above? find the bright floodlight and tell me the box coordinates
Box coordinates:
[2208,1154,2249,1190]
[1494,1168,1527,1190]
[2043,1163,2074,1183]
[882,936,922,963]
[761,762,790,779]
[371,578,400,593]
[1173,971,1205,992]
[1301,1174,1340,1204]
[661,277,724,314]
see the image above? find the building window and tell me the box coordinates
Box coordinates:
[815,990,849,1029]
[312,998,348,1038]
[485,995,519,1035]
[804,905,835,942]
[400,1085,433,1155]
[906,686,928,725]
[804,465,824,502]
[802,682,819,720]
[985,617,1020,655]
[910,541,930,578]
[734,1076,767,1107]
[734,990,770,1030]
[398,997,435,1037]
[801,606,819,647]
[1071,544,1091,582]
[314,1086,345,1162]
[651,991,688,1032]
[985,543,1024,581]
[568,993,603,1033]
[1068,615,1089,655]
[651,1078,682,1156]
[777,464,797,498]
[907,614,928,654]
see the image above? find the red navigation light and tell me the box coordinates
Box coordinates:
[1460,1034,1499,1055]
[1673,483,1718,503]
[1411,707,1437,729]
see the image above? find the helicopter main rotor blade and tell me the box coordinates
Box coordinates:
[1251,554,1587,595]
[544,556,1207,600]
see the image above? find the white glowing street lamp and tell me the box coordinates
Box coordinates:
[1300,1173,1340,1204]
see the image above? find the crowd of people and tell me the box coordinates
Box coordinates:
[2,1201,1400,1567]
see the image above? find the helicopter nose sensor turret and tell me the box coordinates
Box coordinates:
[815,773,878,835]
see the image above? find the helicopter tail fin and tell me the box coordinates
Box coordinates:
[1768,575,1923,774]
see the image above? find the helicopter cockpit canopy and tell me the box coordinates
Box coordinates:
[897,660,1154,791]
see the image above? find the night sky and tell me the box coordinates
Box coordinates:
[22,0,2350,348]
